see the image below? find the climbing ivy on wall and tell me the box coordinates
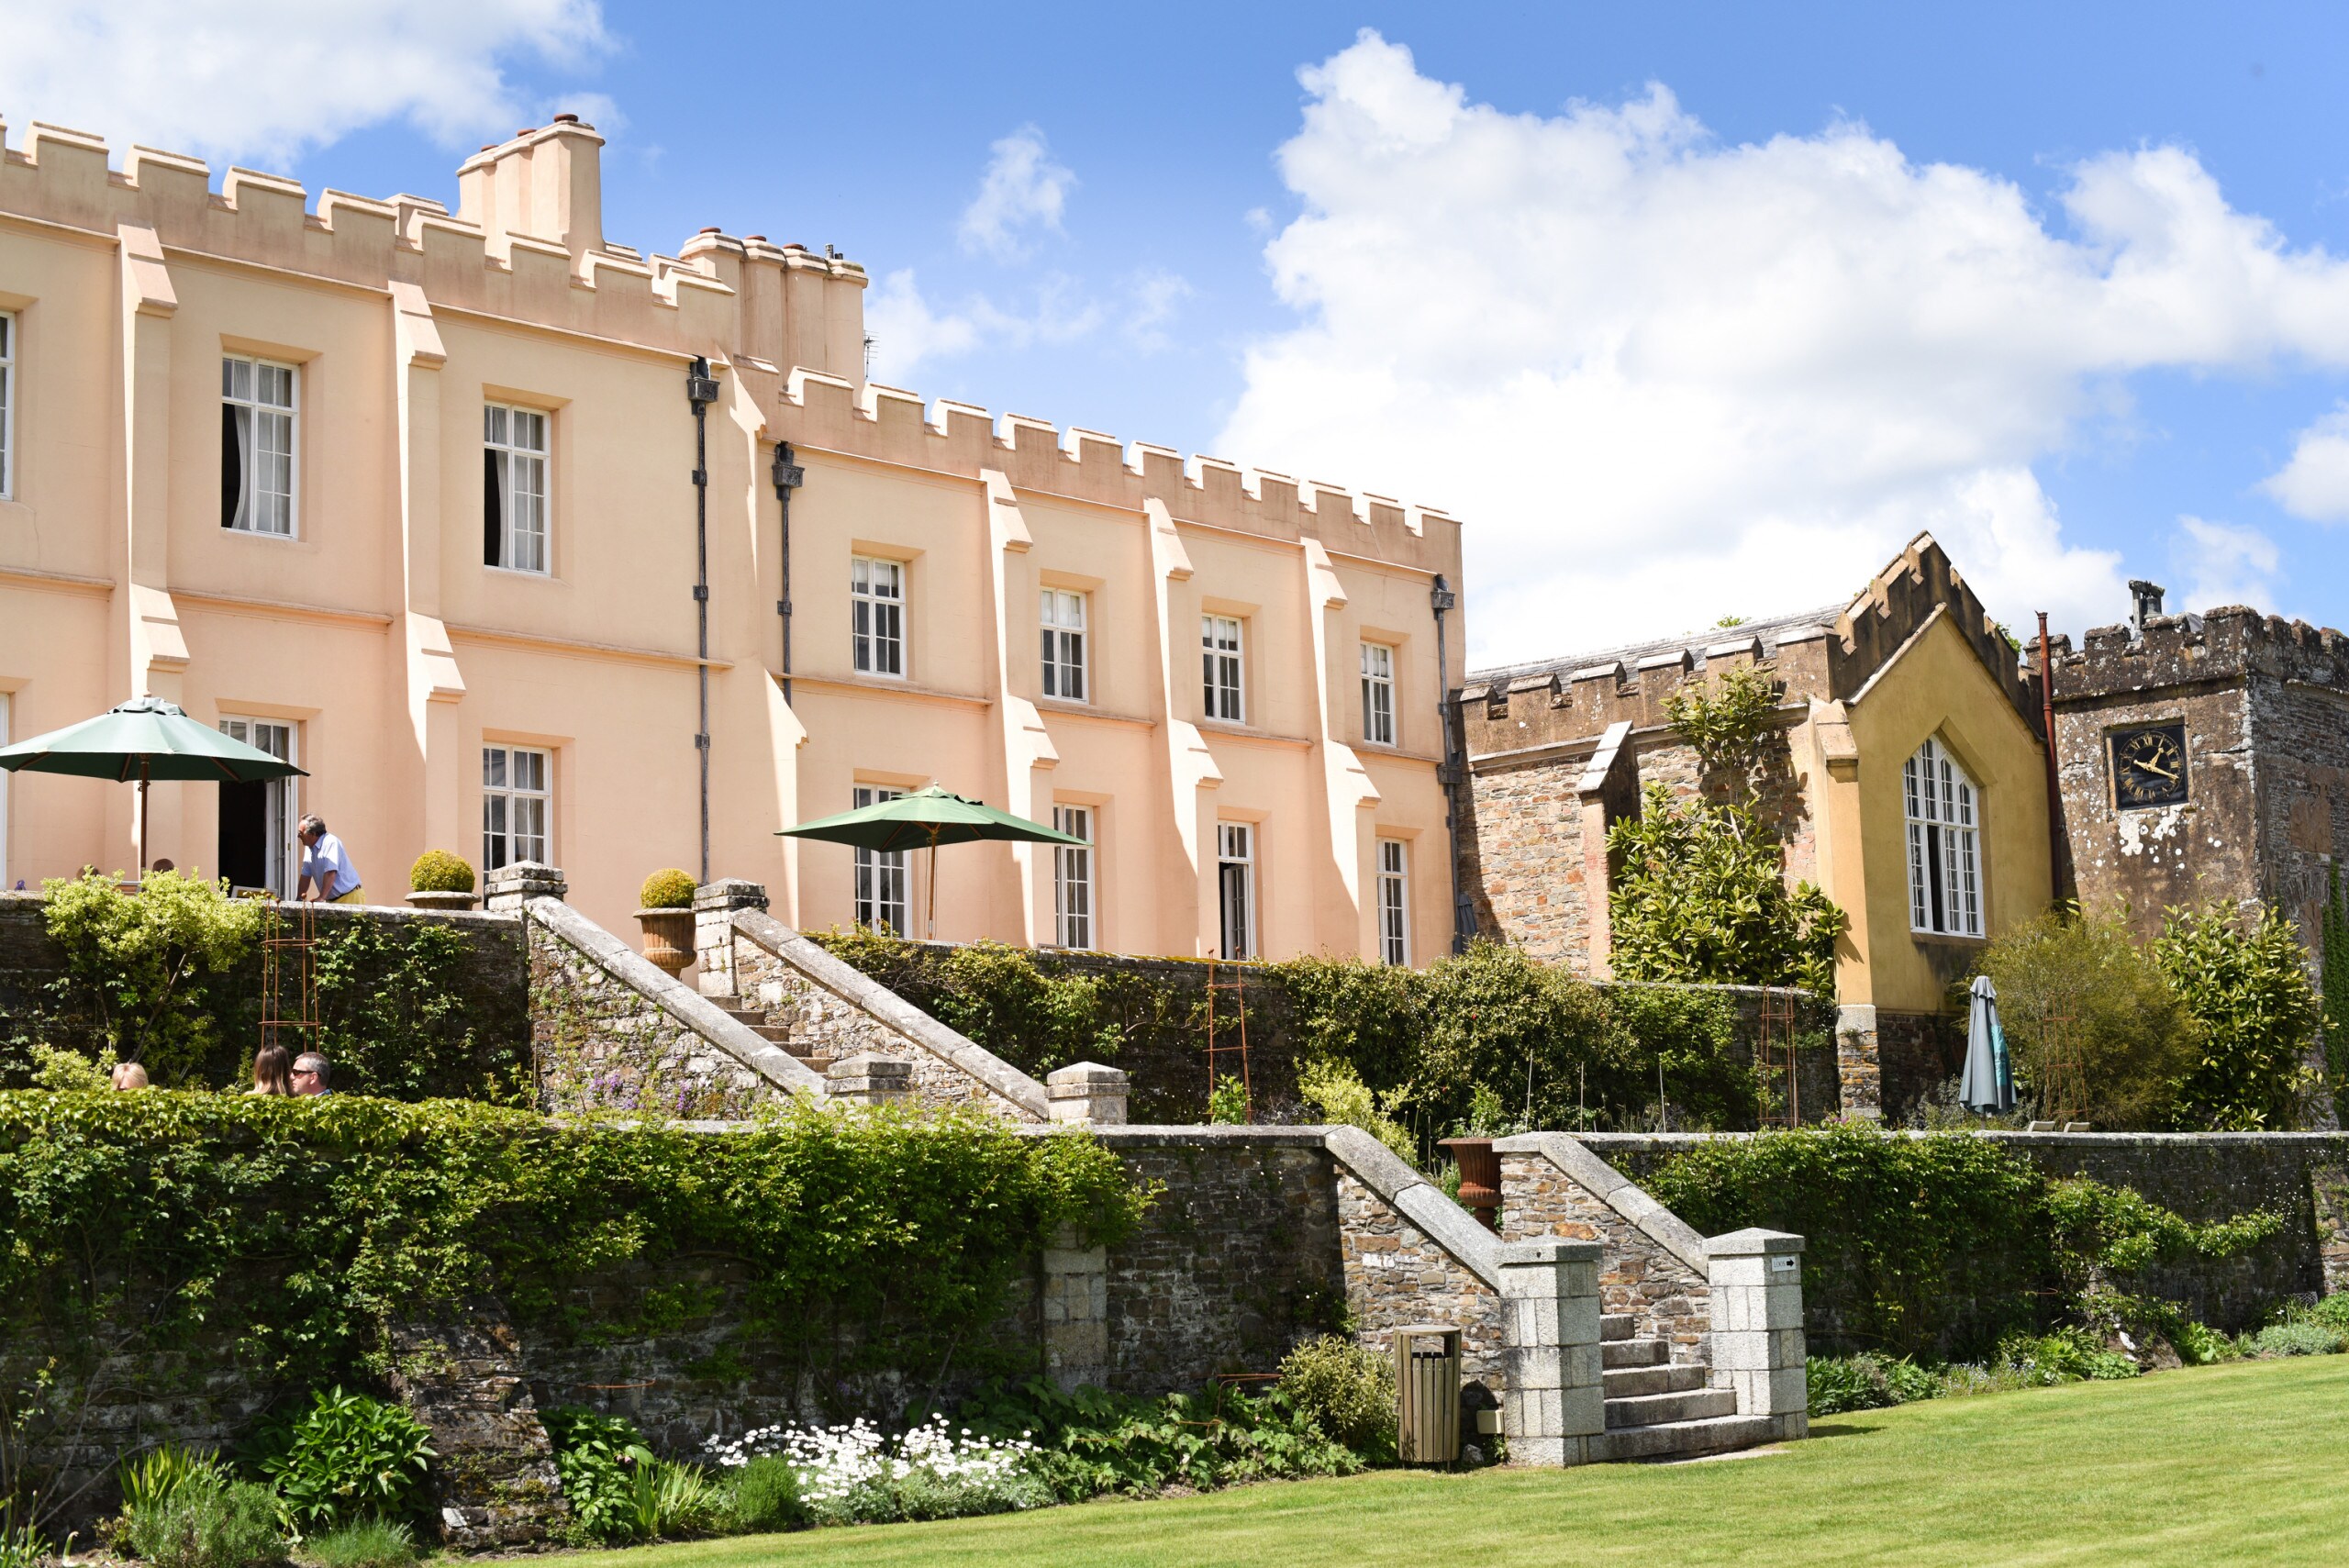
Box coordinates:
[0,1092,1143,1397]
[1644,1125,2282,1359]
[2322,863,2349,1122]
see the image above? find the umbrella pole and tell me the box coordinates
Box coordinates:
[926,833,940,941]
[139,761,150,880]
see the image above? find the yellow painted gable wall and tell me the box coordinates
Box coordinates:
[1823,611,2054,1014]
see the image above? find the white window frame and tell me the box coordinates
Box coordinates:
[1361,642,1397,748]
[483,743,551,873]
[1041,588,1088,703]
[217,717,299,897]
[1052,804,1095,950]
[0,310,15,501]
[0,691,10,886]
[221,354,298,537]
[1203,615,1245,723]
[1217,820,1256,960]
[1376,838,1410,965]
[853,784,909,932]
[1903,736,1982,938]
[484,403,550,574]
[852,556,907,678]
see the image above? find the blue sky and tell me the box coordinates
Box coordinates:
[14,2,2349,665]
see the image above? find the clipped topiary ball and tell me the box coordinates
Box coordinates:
[640,868,697,909]
[409,850,477,894]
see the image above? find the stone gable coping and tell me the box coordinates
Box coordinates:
[1492,1131,1711,1273]
[524,897,822,1095]
[729,909,1052,1119]
[1323,1124,1503,1290]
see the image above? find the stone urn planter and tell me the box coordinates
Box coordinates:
[1437,1137,1502,1233]
[405,890,480,912]
[637,908,695,977]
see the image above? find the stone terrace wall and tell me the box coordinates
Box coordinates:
[1581,1130,2349,1329]
[0,890,527,1090]
[1497,1137,1711,1365]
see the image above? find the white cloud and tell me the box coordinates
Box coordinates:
[958,125,1075,261]
[864,269,1106,384]
[2172,516,2280,611]
[1122,268,1195,352]
[2260,405,2349,523]
[0,0,610,167]
[1219,31,2349,666]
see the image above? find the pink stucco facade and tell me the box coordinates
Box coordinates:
[0,117,1466,958]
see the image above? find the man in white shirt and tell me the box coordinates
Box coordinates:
[295,815,365,904]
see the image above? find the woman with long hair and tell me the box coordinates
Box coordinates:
[248,1043,293,1096]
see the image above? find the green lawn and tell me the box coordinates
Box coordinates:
[567,1356,2349,1567]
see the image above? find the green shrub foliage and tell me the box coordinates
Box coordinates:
[0,1094,1144,1410]
[638,869,698,909]
[726,1456,807,1535]
[39,871,262,1084]
[1607,787,1846,997]
[813,931,1816,1141]
[313,917,521,1103]
[1276,1336,1397,1459]
[116,1472,282,1568]
[540,1407,655,1544]
[1970,907,2197,1129]
[300,1517,419,1568]
[949,1377,1363,1500]
[1644,1126,2278,1360]
[2153,902,2325,1129]
[406,851,475,895]
[250,1386,435,1532]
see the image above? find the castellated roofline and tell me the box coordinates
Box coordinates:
[2037,599,2349,702]
[0,114,1459,568]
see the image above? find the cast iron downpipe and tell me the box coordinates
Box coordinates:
[771,440,805,703]
[1431,573,1473,953]
[686,357,720,884]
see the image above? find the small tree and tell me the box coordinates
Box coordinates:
[1970,907,2194,1129]
[2152,901,2324,1130]
[1607,786,1845,996]
[40,869,261,1084]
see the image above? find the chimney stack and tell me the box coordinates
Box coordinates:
[2128,579,2166,638]
[455,117,607,276]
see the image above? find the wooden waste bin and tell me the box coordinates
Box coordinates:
[1394,1323,1463,1467]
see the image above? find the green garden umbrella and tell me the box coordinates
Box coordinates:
[777,784,1085,940]
[0,695,307,875]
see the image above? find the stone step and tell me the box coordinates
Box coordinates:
[1599,1314,1636,1341]
[1602,1338,1670,1370]
[1604,1387,1736,1429]
[1601,1413,1783,1462]
[1602,1362,1708,1399]
[748,1024,791,1043]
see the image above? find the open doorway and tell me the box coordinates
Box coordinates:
[217,717,296,895]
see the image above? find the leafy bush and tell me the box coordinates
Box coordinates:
[540,1407,654,1544]
[725,1456,807,1534]
[298,1518,417,1568]
[1994,1328,2139,1385]
[406,851,474,895]
[1607,788,1846,998]
[639,869,698,909]
[2308,1292,2349,1331]
[949,1377,1360,1501]
[1805,1354,1898,1416]
[1645,1127,2277,1361]
[1969,907,2196,1129]
[1296,1060,1416,1165]
[40,871,262,1084]
[627,1460,729,1540]
[117,1473,284,1568]
[1407,940,1623,1138]
[1206,1073,1251,1125]
[250,1387,434,1534]
[313,917,518,1102]
[1277,1336,1397,1459]
[2249,1320,2348,1357]
[0,1095,1145,1439]
[25,1040,115,1092]
[2153,902,2326,1129]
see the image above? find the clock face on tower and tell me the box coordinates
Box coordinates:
[2110,723,2189,809]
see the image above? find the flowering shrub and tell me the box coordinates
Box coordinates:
[703,1416,1048,1525]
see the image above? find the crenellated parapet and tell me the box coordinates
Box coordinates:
[1828,533,2041,733]
[0,113,1459,574]
[2039,605,2349,702]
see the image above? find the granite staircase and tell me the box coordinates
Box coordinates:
[705,996,835,1075]
[1598,1315,1780,1461]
